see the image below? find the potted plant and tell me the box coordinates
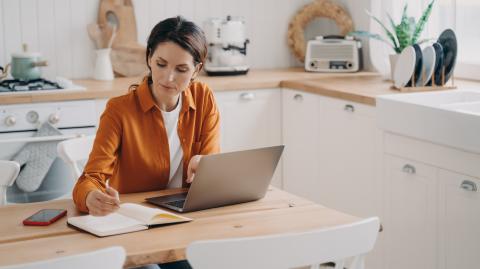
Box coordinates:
[350,1,435,78]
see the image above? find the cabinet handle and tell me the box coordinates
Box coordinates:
[240,92,255,101]
[344,104,355,112]
[460,180,477,192]
[293,94,303,102]
[402,164,416,174]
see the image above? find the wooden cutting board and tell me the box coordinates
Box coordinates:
[98,0,147,77]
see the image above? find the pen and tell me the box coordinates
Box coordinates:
[105,179,120,205]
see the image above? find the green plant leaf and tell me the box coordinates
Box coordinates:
[365,9,400,52]
[412,0,435,43]
[386,13,400,49]
[395,4,414,51]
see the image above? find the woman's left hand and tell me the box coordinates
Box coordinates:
[187,155,202,183]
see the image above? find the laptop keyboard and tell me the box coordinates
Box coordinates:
[165,199,185,208]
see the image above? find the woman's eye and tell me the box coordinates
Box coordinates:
[177,68,188,73]
[156,63,166,67]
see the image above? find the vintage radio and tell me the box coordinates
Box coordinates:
[305,35,362,72]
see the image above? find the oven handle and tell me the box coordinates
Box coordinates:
[0,134,86,143]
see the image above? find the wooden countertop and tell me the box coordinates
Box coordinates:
[281,76,396,106]
[0,68,381,105]
[1,67,475,106]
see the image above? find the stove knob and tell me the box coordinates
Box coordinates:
[26,111,39,124]
[49,113,60,124]
[4,115,16,126]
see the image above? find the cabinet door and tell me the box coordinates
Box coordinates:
[282,89,321,197]
[438,169,480,269]
[214,89,282,187]
[315,97,380,218]
[94,98,108,127]
[384,155,437,269]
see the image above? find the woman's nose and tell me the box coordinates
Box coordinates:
[167,72,175,82]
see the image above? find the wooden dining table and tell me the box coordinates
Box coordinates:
[0,187,360,268]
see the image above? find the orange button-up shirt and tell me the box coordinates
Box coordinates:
[72,78,220,212]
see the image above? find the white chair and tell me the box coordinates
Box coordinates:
[186,217,380,269]
[0,161,20,206]
[57,135,95,179]
[0,246,125,269]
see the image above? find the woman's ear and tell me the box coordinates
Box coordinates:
[191,63,203,80]
[146,55,152,71]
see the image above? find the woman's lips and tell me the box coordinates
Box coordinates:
[159,83,176,90]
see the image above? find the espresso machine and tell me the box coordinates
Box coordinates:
[203,16,250,76]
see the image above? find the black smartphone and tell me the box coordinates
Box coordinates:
[22,209,67,226]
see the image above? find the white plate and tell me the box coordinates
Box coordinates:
[393,46,416,88]
[417,45,436,86]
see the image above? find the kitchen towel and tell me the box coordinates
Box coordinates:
[12,122,63,192]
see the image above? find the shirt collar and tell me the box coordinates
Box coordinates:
[137,77,197,113]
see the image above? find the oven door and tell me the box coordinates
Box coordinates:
[0,126,96,203]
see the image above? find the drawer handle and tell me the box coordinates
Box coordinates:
[460,180,477,192]
[402,164,416,174]
[293,94,303,102]
[240,92,255,101]
[344,104,355,112]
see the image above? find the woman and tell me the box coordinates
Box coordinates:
[73,16,217,269]
[73,16,219,219]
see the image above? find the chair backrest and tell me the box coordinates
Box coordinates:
[0,246,125,269]
[186,217,380,269]
[0,161,20,206]
[57,135,95,179]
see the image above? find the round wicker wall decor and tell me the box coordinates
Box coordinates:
[287,0,354,62]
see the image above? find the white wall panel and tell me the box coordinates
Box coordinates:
[37,0,57,79]
[53,0,73,78]
[20,0,39,53]
[3,0,22,64]
[0,0,371,79]
[0,0,6,65]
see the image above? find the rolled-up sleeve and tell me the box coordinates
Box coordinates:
[72,100,122,212]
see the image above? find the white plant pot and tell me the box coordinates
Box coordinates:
[389,54,399,82]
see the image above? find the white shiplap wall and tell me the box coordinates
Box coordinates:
[0,0,370,79]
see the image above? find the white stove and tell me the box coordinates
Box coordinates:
[0,99,97,203]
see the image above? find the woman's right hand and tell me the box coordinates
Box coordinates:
[85,188,121,216]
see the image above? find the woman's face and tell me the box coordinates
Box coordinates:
[148,41,200,99]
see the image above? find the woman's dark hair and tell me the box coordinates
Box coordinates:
[146,16,207,74]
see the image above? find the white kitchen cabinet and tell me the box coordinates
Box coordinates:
[282,89,321,197]
[383,155,438,269]
[282,89,382,213]
[94,98,108,126]
[282,90,383,269]
[315,96,380,218]
[438,169,480,269]
[317,96,383,269]
[214,89,283,188]
[283,90,380,217]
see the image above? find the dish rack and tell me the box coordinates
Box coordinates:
[391,66,457,92]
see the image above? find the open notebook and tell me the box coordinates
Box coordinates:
[67,203,192,237]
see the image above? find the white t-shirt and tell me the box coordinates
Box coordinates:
[160,96,183,189]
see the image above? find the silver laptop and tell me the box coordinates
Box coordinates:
[146,145,284,212]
